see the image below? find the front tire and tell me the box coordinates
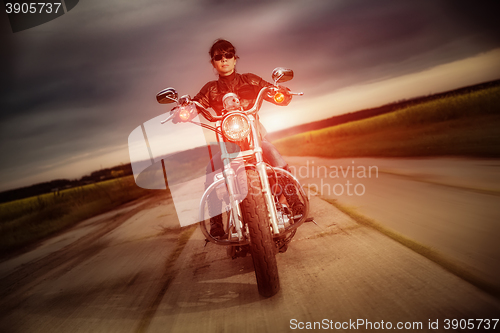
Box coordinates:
[240,169,280,297]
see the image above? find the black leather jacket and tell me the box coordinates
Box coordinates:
[193,72,290,138]
[193,72,276,115]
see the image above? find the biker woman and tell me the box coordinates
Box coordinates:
[193,39,300,237]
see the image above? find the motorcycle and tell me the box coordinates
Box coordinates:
[129,68,311,297]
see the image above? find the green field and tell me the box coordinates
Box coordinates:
[273,85,500,158]
[0,176,152,255]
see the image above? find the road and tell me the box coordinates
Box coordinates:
[285,156,500,294]
[0,158,499,332]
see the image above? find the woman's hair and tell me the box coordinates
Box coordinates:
[209,39,240,60]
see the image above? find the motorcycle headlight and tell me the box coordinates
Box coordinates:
[222,114,251,142]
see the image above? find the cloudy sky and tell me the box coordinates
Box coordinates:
[1,0,499,192]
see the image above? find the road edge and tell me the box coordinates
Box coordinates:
[321,197,500,300]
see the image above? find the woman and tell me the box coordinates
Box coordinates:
[193,39,298,237]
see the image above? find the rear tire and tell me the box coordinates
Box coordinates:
[240,169,280,297]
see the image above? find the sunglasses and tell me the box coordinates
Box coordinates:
[213,52,235,61]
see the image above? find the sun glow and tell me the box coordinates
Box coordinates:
[260,48,500,133]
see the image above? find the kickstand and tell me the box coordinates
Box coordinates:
[305,217,319,226]
[204,239,210,247]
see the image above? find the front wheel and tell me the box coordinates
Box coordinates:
[240,169,280,297]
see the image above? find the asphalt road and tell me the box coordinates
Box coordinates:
[0,158,499,332]
[285,156,500,294]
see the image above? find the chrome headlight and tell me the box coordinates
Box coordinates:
[222,114,251,142]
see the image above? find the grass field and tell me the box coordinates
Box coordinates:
[273,85,500,158]
[0,176,152,255]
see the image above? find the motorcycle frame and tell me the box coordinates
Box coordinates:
[198,113,280,242]
[156,86,308,246]
[197,112,309,246]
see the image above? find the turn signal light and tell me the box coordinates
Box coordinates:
[178,108,191,121]
[274,92,285,104]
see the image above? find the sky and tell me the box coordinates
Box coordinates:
[1,0,500,192]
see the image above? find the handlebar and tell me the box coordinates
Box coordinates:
[161,86,303,124]
[160,113,176,124]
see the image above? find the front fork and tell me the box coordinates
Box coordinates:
[218,119,281,237]
[248,116,280,235]
[255,161,281,235]
[222,163,245,240]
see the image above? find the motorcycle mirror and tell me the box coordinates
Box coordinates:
[156,87,178,104]
[272,67,293,84]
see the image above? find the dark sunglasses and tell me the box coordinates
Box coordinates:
[213,52,235,61]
